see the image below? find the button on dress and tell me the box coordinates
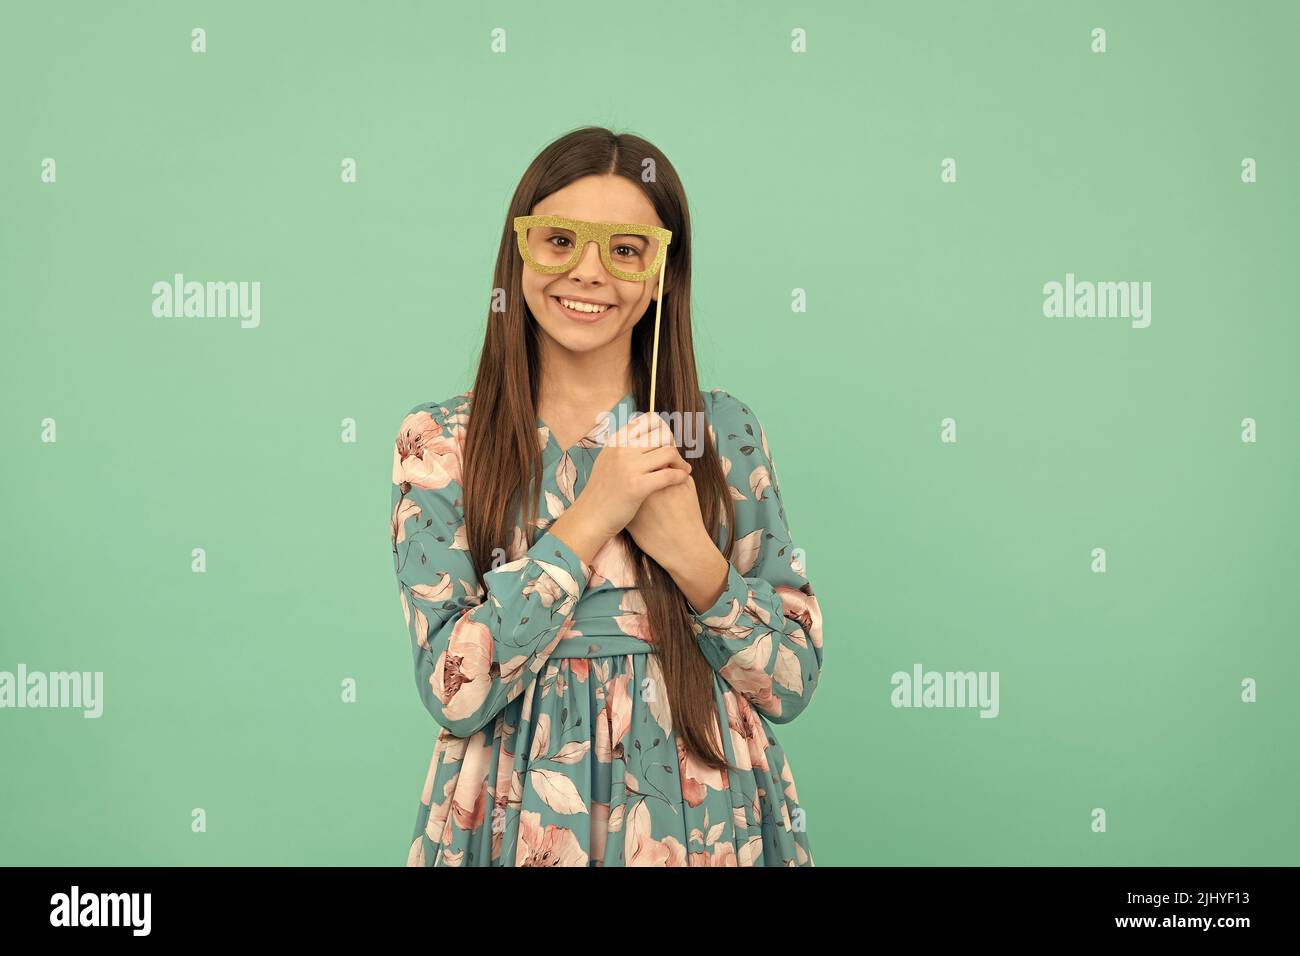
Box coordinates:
[390,387,824,866]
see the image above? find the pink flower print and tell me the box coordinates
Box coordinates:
[689,843,738,866]
[625,800,687,866]
[777,585,822,650]
[723,690,770,773]
[393,410,463,490]
[614,590,653,643]
[391,497,420,546]
[677,736,728,808]
[431,614,494,722]
[595,673,633,763]
[517,811,588,866]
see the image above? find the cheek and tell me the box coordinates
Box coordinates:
[522,277,550,317]
[617,284,649,314]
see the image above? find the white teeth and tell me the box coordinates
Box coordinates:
[558,297,610,314]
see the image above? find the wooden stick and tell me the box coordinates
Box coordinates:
[648,263,667,414]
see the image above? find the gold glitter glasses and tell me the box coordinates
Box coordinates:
[512,215,672,282]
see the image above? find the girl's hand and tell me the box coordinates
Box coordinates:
[625,472,708,569]
[568,412,692,542]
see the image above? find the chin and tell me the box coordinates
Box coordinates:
[551,327,615,351]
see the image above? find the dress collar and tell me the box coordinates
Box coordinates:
[538,390,639,459]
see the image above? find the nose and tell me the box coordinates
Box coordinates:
[567,239,608,282]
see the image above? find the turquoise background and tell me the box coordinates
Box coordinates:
[1,0,1297,865]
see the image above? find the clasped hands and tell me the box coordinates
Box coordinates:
[552,410,730,612]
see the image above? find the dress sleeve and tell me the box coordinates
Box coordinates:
[685,390,825,725]
[390,400,593,738]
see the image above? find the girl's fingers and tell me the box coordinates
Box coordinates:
[617,412,676,450]
[641,444,690,474]
[641,464,691,494]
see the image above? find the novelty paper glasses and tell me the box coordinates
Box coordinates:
[513,215,672,282]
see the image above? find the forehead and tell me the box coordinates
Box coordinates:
[532,175,662,227]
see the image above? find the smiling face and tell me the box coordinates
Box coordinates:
[521,174,667,359]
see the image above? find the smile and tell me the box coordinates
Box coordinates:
[552,296,614,321]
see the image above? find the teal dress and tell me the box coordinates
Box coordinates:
[390,387,824,866]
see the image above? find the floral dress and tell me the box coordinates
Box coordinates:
[390,387,824,866]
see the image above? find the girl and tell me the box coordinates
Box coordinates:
[390,127,824,866]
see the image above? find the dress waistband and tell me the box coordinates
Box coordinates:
[550,631,654,658]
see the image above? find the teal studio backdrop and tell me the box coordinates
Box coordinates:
[1,0,1298,866]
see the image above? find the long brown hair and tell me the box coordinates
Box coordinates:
[460,126,737,771]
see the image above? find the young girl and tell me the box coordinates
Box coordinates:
[390,127,824,866]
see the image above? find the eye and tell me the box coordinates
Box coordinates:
[548,235,573,249]
[613,244,637,258]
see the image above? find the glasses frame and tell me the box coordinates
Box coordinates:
[512,214,673,282]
